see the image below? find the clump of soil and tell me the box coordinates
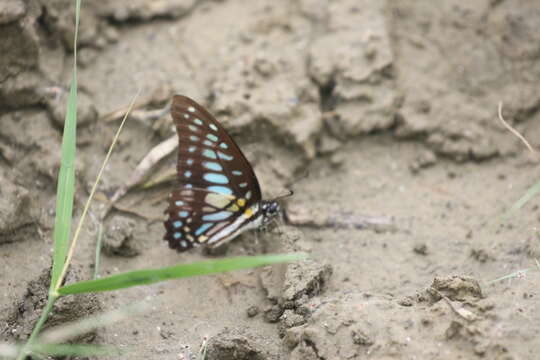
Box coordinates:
[205,328,273,360]
[1,267,101,343]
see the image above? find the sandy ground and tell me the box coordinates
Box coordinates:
[1,0,540,359]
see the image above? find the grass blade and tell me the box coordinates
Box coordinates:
[486,268,534,284]
[58,253,307,295]
[502,179,540,220]
[50,0,81,291]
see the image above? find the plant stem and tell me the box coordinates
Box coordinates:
[55,89,136,291]
[94,223,103,279]
[16,295,58,360]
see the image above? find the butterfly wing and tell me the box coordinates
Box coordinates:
[164,187,255,251]
[164,95,262,251]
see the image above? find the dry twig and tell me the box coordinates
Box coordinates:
[497,102,537,155]
[101,135,177,220]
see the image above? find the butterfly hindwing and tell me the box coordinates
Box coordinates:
[164,188,251,251]
[164,95,263,251]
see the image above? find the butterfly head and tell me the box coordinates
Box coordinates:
[261,200,281,225]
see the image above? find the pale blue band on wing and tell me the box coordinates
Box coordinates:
[204,173,229,184]
[202,211,233,221]
[195,223,213,236]
[208,185,233,195]
[204,162,223,171]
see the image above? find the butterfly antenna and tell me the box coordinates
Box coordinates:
[273,189,294,201]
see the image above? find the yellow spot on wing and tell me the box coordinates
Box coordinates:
[244,208,254,218]
[206,193,234,209]
[198,235,208,243]
[227,204,240,212]
[237,198,246,207]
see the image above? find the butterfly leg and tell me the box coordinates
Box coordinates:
[254,229,260,248]
[273,217,295,244]
[274,218,284,237]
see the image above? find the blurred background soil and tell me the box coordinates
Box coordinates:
[1,0,540,359]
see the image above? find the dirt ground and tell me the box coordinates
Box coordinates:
[1,0,540,359]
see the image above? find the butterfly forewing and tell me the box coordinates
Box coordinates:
[164,95,263,252]
[171,95,261,201]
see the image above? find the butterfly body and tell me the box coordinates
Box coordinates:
[164,95,280,252]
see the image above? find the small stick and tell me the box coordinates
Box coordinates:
[101,135,177,220]
[497,102,536,154]
[430,289,477,322]
[93,223,103,279]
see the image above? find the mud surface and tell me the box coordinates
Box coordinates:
[1,0,540,359]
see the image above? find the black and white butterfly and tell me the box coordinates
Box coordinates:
[164,95,281,252]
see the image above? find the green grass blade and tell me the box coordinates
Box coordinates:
[50,0,81,291]
[486,268,534,284]
[502,179,540,220]
[58,253,307,295]
[486,260,540,284]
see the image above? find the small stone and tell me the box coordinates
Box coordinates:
[409,150,437,173]
[283,327,302,349]
[78,48,99,68]
[246,306,259,318]
[445,320,462,340]
[159,327,174,339]
[351,327,373,346]
[263,305,283,323]
[102,216,140,257]
[103,25,119,43]
[398,297,413,307]
[470,248,492,263]
[253,57,276,77]
[280,309,305,328]
[413,243,428,256]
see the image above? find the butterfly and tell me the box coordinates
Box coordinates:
[164,95,282,252]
